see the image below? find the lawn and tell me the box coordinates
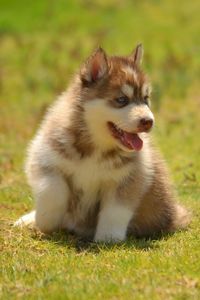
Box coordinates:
[0,0,200,299]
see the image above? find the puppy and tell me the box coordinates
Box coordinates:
[15,45,190,242]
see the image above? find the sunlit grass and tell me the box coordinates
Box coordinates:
[0,0,200,299]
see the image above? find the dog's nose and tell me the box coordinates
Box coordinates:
[138,118,153,132]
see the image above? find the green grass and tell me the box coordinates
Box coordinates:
[0,0,200,299]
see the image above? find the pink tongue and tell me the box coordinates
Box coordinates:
[123,132,143,151]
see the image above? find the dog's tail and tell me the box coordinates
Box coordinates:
[14,210,36,228]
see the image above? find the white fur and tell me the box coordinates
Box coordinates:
[122,66,138,83]
[34,173,69,233]
[14,211,35,227]
[127,104,154,130]
[16,124,153,238]
[18,129,136,234]
[95,199,133,242]
[16,93,155,242]
[121,84,134,98]
[14,47,187,242]
[142,83,152,97]
[84,99,154,152]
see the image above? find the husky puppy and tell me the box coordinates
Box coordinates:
[15,45,190,242]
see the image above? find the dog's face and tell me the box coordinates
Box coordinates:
[80,45,154,152]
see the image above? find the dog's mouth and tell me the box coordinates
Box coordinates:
[107,122,143,151]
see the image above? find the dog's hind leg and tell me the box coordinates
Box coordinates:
[32,172,69,234]
[15,170,70,233]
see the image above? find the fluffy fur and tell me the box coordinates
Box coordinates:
[15,45,190,242]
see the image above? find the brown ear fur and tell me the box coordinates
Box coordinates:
[129,44,143,67]
[80,47,109,83]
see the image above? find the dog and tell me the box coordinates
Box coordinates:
[15,45,190,242]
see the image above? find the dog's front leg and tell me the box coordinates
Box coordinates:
[94,195,133,243]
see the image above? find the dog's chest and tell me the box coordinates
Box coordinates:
[62,153,133,201]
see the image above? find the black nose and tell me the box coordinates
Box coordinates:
[138,118,153,132]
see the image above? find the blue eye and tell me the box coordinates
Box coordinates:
[115,96,129,107]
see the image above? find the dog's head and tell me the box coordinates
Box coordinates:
[79,45,154,153]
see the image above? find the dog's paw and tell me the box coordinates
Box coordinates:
[94,231,125,243]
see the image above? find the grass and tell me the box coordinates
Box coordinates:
[0,0,200,299]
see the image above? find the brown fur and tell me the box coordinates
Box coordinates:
[128,150,190,237]
[81,56,147,104]
[45,84,95,158]
[45,51,190,238]
[101,149,133,169]
[63,174,99,239]
[16,46,190,241]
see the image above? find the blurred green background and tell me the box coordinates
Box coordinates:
[0,1,200,299]
[0,0,199,191]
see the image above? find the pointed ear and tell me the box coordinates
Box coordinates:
[80,47,109,83]
[129,44,143,67]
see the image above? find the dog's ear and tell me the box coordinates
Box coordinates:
[129,44,143,67]
[80,47,109,83]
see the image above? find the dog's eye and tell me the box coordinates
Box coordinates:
[115,96,129,108]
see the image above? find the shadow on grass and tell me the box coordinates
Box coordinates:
[32,229,174,254]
